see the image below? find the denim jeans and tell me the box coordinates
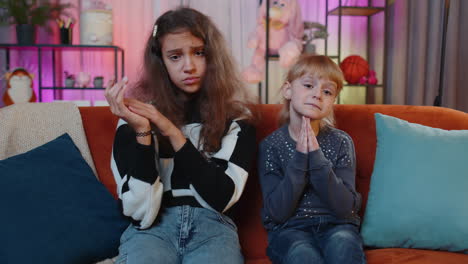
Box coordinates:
[115,205,243,264]
[267,216,366,264]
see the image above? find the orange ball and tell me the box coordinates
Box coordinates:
[340,55,369,84]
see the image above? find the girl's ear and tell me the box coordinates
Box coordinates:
[282,81,292,99]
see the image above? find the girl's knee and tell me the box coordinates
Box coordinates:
[283,241,324,264]
[323,227,365,264]
[326,224,362,244]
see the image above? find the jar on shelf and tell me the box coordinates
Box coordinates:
[64,71,75,87]
[80,0,113,45]
[93,76,104,88]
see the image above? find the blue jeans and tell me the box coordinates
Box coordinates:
[115,205,243,264]
[267,216,366,264]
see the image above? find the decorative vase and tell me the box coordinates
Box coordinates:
[65,78,75,87]
[304,43,316,54]
[16,24,36,45]
[80,9,113,45]
[93,76,104,88]
[60,28,73,45]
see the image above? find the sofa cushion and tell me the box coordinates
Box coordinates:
[361,113,468,253]
[0,133,129,264]
[0,102,97,175]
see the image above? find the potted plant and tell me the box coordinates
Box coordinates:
[302,21,329,54]
[0,0,72,45]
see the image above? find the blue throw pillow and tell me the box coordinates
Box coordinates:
[0,133,129,264]
[361,113,468,253]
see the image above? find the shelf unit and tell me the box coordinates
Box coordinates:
[0,44,124,102]
[260,0,298,104]
[325,0,388,104]
[262,0,273,104]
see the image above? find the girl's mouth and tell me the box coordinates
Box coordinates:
[183,77,200,85]
[306,103,321,110]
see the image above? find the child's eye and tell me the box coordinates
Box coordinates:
[195,50,205,56]
[324,89,334,96]
[303,83,312,88]
[169,55,180,61]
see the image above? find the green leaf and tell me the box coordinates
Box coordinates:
[0,0,73,27]
[30,5,50,26]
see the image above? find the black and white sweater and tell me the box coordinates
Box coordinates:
[111,117,256,229]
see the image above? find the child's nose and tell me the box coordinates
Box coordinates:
[183,56,195,73]
[312,86,322,98]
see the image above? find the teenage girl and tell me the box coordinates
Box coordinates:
[105,7,256,264]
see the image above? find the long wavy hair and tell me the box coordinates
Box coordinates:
[133,7,253,153]
[278,55,344,128]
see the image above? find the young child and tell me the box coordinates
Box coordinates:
[105,7,256,264]
[258,55,365,264]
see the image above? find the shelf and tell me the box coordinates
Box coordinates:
[0,44,124,102]
[267,54,339,60]
[344,84,383,87]
[41,87,105,90]
[325,0,387,104]
[0,43,123,51]
[328,6,384,16]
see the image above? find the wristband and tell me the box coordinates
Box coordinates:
[135,130,154,137]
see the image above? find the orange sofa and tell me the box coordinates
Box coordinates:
[79,104,468,264]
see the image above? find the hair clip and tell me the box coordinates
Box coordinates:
[152,24,158,37]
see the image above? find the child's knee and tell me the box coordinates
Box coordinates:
[323,226,365,263]
[285,241,324,264]
[329,228,361,244]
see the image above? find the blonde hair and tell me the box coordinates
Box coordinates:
[278,55,344,128]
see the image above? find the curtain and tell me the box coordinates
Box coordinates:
[443,0,468,112]
[181,0,258,99]
[385,0,468,112]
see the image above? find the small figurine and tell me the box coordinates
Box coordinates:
[367,70,378,85]
[242,0,304,83]
[2,68,36,106]
[302,21,328,54]
[358,75,368,85]
[77,72,91,88]
[358,70,378,85]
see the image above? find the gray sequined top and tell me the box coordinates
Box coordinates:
[258,124,361,231]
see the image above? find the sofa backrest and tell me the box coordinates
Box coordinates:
[79,107,119,197]
[78,104,468,261]
[0,102,97,174]
[333,104,468,213]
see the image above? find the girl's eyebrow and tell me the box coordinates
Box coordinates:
[165,45,205,54]
[323,82,338,91]
[165,48,181,54]
[323,80,337,87]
